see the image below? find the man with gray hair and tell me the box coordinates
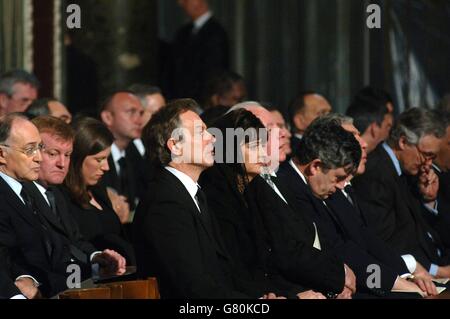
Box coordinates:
[0,70,39,116]
[353,108,450,279]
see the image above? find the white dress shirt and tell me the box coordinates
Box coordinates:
[111,143,126,175]
[193,11,212,33]
[165,166,201,213]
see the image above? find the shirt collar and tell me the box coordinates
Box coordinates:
[165,166,200,202]
[133,139,146,157]
[432,163,442,174]
[111,143,126,163]
[289,159,307,184]
[193,11,212,31]
[382,142,402,176]
[33,181,50,206]
[0,172,24,203]
[294,133,303,140]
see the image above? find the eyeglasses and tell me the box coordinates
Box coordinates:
[0,143,45,157]
[413,144,436,162]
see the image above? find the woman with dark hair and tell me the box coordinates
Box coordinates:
[62,117,135,265]
[200,109,325,299]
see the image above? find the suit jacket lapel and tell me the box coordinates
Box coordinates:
[162,169,228,257]
[23,183,67,235]
[0,178,41,231]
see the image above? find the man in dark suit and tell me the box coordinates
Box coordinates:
[421,111,450,248]
[0,246,40,299]
[352,108,450,279]
[277,115,434,297]
[237,103,355,298]
[0,114,125,298]
[100,91,144,213]
[287,92,332,153]
[169,0,229,101]
[133,99,281,299]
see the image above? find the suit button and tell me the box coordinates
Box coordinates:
[268,248,272,252]
[264,273,268,278]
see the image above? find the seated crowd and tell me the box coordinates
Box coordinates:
[0,69,449,299]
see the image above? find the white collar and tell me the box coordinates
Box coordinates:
[0,172,25,204]
[33,181,50,206]
[133,139,146,157]
[294,133,303,140]
[193,11,212,31]
[165,166,200,210]
[111,143,126,163]
[289,159,307,184]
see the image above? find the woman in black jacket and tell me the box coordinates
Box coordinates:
[62,117,135,265]
[200,109,324,299]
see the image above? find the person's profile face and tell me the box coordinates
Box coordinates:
[310,165,349,200]
[6,83,38,113]
[81,147,111,186]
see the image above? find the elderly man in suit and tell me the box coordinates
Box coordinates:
[0,114,125,298]
[353,108,450,279]
[133,99,282,299]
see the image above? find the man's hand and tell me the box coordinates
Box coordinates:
[436,265,450,279]
[392,277,431,297]
[414,262,434,281]
[297,290,326,299]
[412,277,438,296]
[92,249,127,276]
[336,287,353,299]
[344,264,356,293]
[418,166,439,203]
[14,277,41,299]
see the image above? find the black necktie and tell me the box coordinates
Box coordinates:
[20,185,53,257]
[195,187,214,228]
[118,157,129,196]
[344,185,356,206]
[45,188,58,217]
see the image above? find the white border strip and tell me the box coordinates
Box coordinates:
[53,0,62,99]
[23,0,33,71]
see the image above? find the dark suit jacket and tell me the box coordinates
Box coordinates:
[0,177,90,297]
[170,17,229,100]
[245,174,345,294]
[326,189,410,276]
[276,162,399,294]
[200,165,306,297]
[126,141,155,201]
[352,144,447,269]
[0,247,23,299]
[23,182,97,262]
[420,166,450,248]
[133,168,252,299]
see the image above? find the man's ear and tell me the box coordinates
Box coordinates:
[307,159,322,176]
[0,147,8,165]
[100,110,113,127]
[368,122,378,139]
[0,94,9,114]
[293,113,304,132]
[398,136,408,151]
[167,138,182,156]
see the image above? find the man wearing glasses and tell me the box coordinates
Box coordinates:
[353,108,450,280]
[0,70,39,116]
[0,113,99,298]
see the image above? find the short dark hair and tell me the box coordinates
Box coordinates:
[287,91,318,127]
[353,86,393,108]
[98,90,137,114]
[0,70,40,96]
[203,71,245,109]
[128,84,163,107]
[26,98,57,118]
[31,115,74,142]
[64,117,114,208]
[295,117,361,174]
[346,95,389,134]
[388,107,446,147]
[142,98,198,166]
[0,113,30,143]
